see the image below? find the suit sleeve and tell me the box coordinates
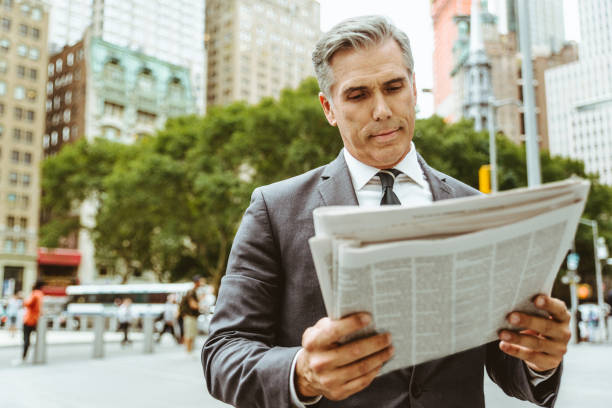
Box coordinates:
[202,188,300,408]
[485,341,562,407]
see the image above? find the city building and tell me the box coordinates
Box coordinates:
[0,0,49,296]
[205,0,319,107]
[44,35,195,283]
[431,0,472,121]
[546,0,612,185]
[48,0,206,114]
[505,0,565,55]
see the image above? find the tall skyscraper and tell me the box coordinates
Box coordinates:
[0,0,49,296]
[48,0,206,113]
[546,0,612,185]
[205,0,319,107]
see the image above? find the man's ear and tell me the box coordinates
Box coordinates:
[319,92,337,126]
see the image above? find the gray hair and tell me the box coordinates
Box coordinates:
[312,15,414,99]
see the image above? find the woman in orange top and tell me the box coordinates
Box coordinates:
[22,280,44,361]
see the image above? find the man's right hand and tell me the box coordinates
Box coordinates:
[295,313,394,401]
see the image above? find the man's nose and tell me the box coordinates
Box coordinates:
[372,92,392,121]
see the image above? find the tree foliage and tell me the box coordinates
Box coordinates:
[41,78,611,298]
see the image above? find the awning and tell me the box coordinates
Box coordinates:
[38,248,81,267]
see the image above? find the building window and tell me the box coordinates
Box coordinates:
[9,172,17,184]
[12,127,20,140]
[11,150,18,163]
[47,62,53,77]
[16,239,25,254]
[0,124,3,136]
[103,101,124,117]
[62,126,69,141]
[46,81,52,94]
[67,53,74,66]
[22,173,30,186]
[1,17,10,31]
[4,239,13,253]
[63,109,70,122]
[21,195,29,208]
[13,85,25,100]
[42,134,49,147]
[24,152,31,164]
[7,216,15,229]
[32,8,42,21]
[17,44,27,57]
[55,58,62,73]
[50,130,57,145]
[137,110,157,125]
[0,59,7,73]
[31,27,39,39]
[0,80,6,95]
[18,24,27,36]
[16,64,25,77]
[28,47,39,60]
[19,217,27,229]
[53,95,60,109]
[65,90,72,104]
[29,68,36,80]
[26,110,34,122]
[0,38,9,52]
[45,99,51,112]
[14,107,23,119]
[25,130,32,143]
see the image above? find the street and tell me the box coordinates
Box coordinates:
[0,332,610,408]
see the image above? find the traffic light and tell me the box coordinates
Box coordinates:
[478,165,491,194]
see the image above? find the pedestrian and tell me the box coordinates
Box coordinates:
[180,275,203,354]
[117,297,133,346]
[6,293,21,337]
[22,280,44,362]
[203,15,570,407]
[157,294,179,344]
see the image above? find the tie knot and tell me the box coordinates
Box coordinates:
[376,169,401,189]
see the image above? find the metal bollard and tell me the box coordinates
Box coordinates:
[33,316,48,364]
[143,314,154,354]
[80,316,88,331]
[53,315,61,330]
[608,316,612,343]
[92,315,105,359]
[109,316,118,332]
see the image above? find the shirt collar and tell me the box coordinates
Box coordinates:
[343,142,428,190]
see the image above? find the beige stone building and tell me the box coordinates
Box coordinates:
[205,0,319,107]
[0,0,49,296]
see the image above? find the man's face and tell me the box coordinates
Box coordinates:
[319,38,417,169]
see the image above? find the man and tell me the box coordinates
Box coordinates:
[181,275,203,353]
[117,297,134,346]
[203,16,570,407]
[22,280,44,362]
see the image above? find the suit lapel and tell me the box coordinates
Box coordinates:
[417,153,456,201]
[317,152,359,207]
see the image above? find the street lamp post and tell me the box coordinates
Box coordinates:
[486,98,522,193]
[562,252,581,344]
[580,218,609,341]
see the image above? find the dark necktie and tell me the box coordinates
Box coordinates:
[376,169,402,205]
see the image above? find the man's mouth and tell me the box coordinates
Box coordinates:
[371,127,400,138]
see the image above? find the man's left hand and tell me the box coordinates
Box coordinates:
[498,294,571,372]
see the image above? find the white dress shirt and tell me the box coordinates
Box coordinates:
[289,144,555,406]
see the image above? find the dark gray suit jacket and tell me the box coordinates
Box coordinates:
[202,152,562,408]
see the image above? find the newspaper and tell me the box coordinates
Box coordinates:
[308,178,590,374]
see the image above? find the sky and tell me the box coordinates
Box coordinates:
[318,0,580,118]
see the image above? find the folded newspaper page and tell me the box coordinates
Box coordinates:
[308,178,590,374]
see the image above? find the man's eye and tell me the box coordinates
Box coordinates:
[386,86,402,92]
[348,93,365,100]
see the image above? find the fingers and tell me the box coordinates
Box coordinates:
[506,296,571,342]
[332,332,392,367]
[498,330,567,356]
[533,295,571,323]
[303,313,371,351]
[498,341,560,372]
